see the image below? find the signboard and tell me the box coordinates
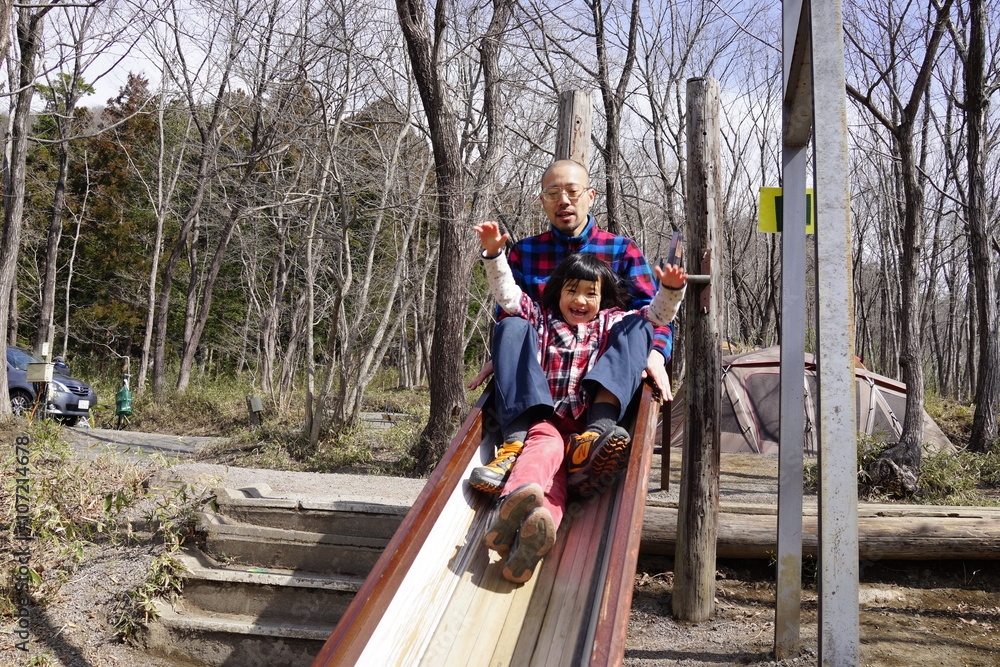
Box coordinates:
[758,187,815,234]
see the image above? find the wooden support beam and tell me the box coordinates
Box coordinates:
[555,90,592,165]
[672,77,723,622]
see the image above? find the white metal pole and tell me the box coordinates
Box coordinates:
[810,0,860,663]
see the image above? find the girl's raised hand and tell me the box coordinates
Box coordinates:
[654,263,688,289]
[473,221,509,256]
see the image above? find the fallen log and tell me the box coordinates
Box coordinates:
[640,504,1000,560]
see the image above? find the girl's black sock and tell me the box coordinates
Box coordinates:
[586,400,619,434]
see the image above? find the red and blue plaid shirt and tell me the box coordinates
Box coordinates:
[507,215,672,357]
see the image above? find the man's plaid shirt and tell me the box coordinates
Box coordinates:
[507,215,672,357]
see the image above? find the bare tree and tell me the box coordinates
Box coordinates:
[846,0,954,491]
[32,69,93,358]
[0,0,12,67]
[0,3,55,417]
[131,89,193,392]
[149,0,245,395]
[590,0,639,236]
[28,2,153,360]
[61,150,91,357]
[396,0,517,470]
[396,0,472,469]
[948,0,999,452]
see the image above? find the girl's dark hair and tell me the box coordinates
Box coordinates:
[541,253,627,314]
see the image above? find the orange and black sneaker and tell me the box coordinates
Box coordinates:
[484,482,544,553]
[469,440,524,494]
[565,425,631,497]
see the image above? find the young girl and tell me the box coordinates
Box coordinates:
[471,221,686,583]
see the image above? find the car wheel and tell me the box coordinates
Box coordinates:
[60,416,80,427]
[10,390,33,416]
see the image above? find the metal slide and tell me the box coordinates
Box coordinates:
[311,385,660,666]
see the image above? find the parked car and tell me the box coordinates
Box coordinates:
[6,347,98,426]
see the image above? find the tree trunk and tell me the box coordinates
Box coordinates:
[592,0,639,236]
[853,0,953,492]
[0,0,12,67]
[152,25,236,394]
[965,0,999,452]
[138,101,187,393]
[873,127,926,493]
[35,144,70,356]
[0,7,45,416]
[136,204,167,393]
[397,0,476,472]
[177,206,242,392]
[6,273,15,346]
[259,234,289,397]
[305,157,331,447]
[62,209,86,356]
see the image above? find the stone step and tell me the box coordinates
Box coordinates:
[174,551,362,625]
[211,485,407,539]
[142,602,331,667]
[144,485,412,664]
[198,512,387,576]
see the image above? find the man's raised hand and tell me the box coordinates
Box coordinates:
[473,221,508,257]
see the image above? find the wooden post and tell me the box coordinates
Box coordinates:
[672,77,722,622]
[555,90,592,165]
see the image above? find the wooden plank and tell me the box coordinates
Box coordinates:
[507,523,569,664]
[361,460,489,664]
[555,90,592,166]
[640,505,1000,560]
[648,498,1000,520]
[429,533,528,666]
[568,489,617,665]
[529,493,607,665]
[488,552,550,665]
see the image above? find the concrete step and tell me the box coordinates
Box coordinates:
[142,601,330,667]
[211,485,407,539]
[198,512,387,576]
[174,551,362,625]
[143,485,410,664]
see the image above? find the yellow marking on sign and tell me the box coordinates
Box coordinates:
[759,187,816,234]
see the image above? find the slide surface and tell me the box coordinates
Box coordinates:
[312,386,659,666]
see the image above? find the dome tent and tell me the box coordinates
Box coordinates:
[668,346,953,456]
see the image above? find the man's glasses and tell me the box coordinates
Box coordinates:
[541,186,591,202]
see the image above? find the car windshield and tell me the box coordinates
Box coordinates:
[6,347,42,372]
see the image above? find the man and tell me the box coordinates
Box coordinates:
[468,159,672,497]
